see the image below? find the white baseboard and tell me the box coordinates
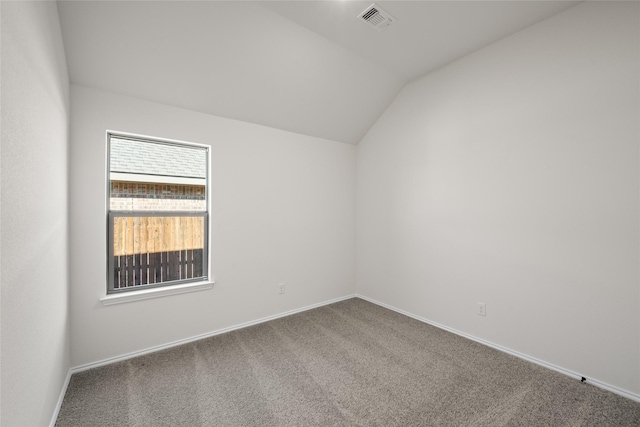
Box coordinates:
[71,293,355,374]
[49,368,72,427]
[50,294,355,426]
[355,293,640,403]
[50,291,638,425]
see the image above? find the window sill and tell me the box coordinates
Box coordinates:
[100,281,214,306]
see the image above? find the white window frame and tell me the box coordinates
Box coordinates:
[103,131,212,304]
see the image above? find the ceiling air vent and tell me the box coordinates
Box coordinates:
[358,3,396,32]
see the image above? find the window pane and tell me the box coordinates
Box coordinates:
[109,137,207,212]
[111,215,206,290]
[107,133,209,294]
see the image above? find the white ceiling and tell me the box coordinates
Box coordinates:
[263,1,579,82]
[57,1,579,144]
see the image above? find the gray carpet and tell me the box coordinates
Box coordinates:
[56,298,640,426]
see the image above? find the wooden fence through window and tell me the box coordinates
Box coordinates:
[113,249,204,288]
[112,216,205,289]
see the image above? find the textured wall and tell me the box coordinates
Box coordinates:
[69,85,356,367]
[357,1,640,395]
[1,1,71,425]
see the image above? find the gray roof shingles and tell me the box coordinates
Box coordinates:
[110,137,206,179]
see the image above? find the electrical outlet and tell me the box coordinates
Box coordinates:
[477,302,486,316]
[278,283,285,295]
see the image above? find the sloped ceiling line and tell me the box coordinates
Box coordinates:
[57,1,578,145]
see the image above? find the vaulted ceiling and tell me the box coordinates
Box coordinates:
[57,1,579,144]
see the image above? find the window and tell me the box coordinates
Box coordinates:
[107,132,209,294]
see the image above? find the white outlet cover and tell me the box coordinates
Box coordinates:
[477,302,486,316]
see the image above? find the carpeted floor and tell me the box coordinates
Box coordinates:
[56,298,640,426]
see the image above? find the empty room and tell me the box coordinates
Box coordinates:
[2,0,640,426]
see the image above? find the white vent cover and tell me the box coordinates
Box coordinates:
[358,3,396,32]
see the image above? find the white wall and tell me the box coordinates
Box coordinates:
[69,85,356,367]
[357,1,640,395]
[0,1,70,425]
